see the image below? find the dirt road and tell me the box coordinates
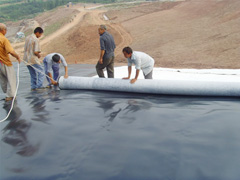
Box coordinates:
[12,4,132,64]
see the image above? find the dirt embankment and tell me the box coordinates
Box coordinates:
[107,0,240,69]
[41,7,132,64]
[8,0,240,69]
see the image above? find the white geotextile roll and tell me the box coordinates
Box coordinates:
[59,76,240,97]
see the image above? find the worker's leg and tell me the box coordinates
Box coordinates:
[27,65,37,90]
[144,70,153,79]
[5,65,17,97]
[43,58,51,85]
[33,64,44,88]
[0,63,8,94]
[96,60,107,78]
[106,56,114,78]
[52,63,60,82]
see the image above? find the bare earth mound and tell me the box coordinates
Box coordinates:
[106,0,240,69]
[9,1,240,69]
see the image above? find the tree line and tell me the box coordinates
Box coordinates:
[0,0,117,22]
[0,0,23,5]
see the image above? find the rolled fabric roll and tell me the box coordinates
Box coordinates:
[58,76,240,97]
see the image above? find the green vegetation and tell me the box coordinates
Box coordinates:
[0,0,23,5]
[44,17,69,37]
[0,0,133,22]
[44,22,62,37]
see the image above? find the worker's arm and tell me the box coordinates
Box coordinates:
[123,66,132,79]
[48,72,58,85]
[64,66,68,78]
[99,50,105,64]
[9,51,21,63]
[130,69,140,84]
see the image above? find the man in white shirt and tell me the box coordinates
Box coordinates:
[122,46,155,84]
[43,53,68,87]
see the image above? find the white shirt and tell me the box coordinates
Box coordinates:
[127,51,155,75]
[44,53,67,73]
[23,34,41,65]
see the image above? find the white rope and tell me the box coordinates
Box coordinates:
[22,60,57,82]
[0,63,20,123]
[0,60,58,123]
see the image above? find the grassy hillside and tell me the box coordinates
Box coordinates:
[0,0,23,5]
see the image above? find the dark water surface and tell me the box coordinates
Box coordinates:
[1,64,240,180]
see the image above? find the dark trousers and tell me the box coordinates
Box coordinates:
[96,56,114,78]
[43,58,60,85]
[144,70,153,79]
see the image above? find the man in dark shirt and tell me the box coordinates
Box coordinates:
[96,25,116,78]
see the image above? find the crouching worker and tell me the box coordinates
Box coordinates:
[43,53,68,87]
[122,47,155,84]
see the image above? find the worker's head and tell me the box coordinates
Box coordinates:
[122,47,133,58]
[34,27,44,38]
[98,25,106,35]
[0,23,7,36]
[52,54,61,63]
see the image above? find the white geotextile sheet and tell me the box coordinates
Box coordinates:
[98,66,240,82]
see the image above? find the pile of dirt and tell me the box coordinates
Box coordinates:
[41,11,122,64]
[108,0,240,68]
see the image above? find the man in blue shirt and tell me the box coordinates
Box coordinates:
[96,25,116,78]
[43,53,68,87]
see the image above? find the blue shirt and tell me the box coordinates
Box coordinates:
[44,53,67,73]
[100,32,116,59]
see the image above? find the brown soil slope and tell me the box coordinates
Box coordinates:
[41,10,125,64]
[107,0,240,68]
[11,1,240,69]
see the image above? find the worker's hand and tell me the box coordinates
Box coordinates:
[52,81,58,85]
[122,77,130,79]
[98,58,103,64]
[64,74,69,79]
[17,57,21,63]
[130,79,137,84]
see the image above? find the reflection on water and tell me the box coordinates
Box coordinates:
[1,88,62,158]
[2,102,39,157]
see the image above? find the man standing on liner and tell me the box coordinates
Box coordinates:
[122,46,155,84]
[96,25,116,78]
[0,23,21,101]
[24,27,44,91]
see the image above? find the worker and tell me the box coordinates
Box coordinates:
[24,27,44,91]
[0,23,21,101]
[122,46,155,84]
[43,53,68,87]
[96,25,116,78]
